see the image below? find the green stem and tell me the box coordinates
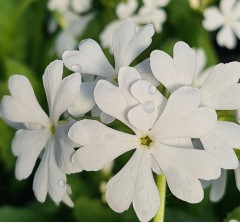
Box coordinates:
[153,174,166,222]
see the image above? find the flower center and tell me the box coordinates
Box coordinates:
[140,136,152,147]
[50,125,55,135]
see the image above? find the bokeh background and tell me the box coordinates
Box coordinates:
[0,0,240,221]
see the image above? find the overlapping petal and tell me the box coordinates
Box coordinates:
[62,39,114,78]
[69,120,139,171]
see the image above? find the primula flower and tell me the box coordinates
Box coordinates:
[100,0,138,51]
[150,41,240,170]
[62,18,157,118]
[202,0,240,49]
[135,0,170,33]
[2,60,82,205]
[48,0,93,56]
[68,67,220,221]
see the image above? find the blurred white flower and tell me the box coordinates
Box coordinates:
[48,0,94,56]
[202,0,240,49]
[135,0,170,32]
[100,0,169,52]
[2,60,82,206]
[48,0,92,14]
[68,67,220,221]
[63,18,157,119]
[100,0,138,51]
[151,41,240,170]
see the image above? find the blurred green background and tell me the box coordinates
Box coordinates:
[0,0,240,221]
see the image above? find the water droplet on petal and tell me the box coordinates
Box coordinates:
[59,179,66,187]
[149,85,157,95]
[31,148,34,152]
[143,101,155,113]
[71,64,81,72]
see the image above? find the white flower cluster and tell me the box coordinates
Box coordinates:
[2,18,240,222]
[100,0,170,52]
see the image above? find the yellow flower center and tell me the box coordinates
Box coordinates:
[140,136,152,147]
[50,125,55,135]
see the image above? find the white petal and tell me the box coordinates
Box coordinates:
[33,148,48,202]
[12,128,49,156]
[113,19,135,71]
[200,62,240,109]
[14,129,49,180]
[51,73,81,124]
[152,144,220,203]
[55,123,82,174]
[94,80,134,129]
[100,21,119,52]
[234,163,240,191]
[151,155,162,174]
[106,149,143,213]
[157,107,217,140]
[200,132,238,169]
[151,86,216,136]
[153,143,221,180]
[43,60,63,116]
[150,50,178,92]
[194,48,206,79]
[69,120,138,171]
[68,81,97,116]
[128,79,166,131]
[213,121,240,148]
[220,0,236,15]
[133,151,160,222]
[33,139,68,203]
[2,75,50,127]
[118,66,142,107]
[161,138,194,149]
[209,169,227,202]
[173,41,197,88]
[202,7,224,31]
[150,42,196,92]
[193,66,212,88]
[135,58,160,86]
[113,19,154,70]
[62,39,114,78]
[216,26,237,49]
[100,112,115,124]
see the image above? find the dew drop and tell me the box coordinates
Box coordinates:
[59,179,66,187]
[149,85,157,95]
[143,101,155,113]
[71,64,81,72]
[31,148,34,152]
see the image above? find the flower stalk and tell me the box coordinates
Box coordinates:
[154,174,166,222]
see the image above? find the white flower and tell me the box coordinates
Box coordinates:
[1,60,82,205]
[54,11,94,56]
[48,0,94,56]
[63,18,157,117]
[135,0,170,33]
[48,0,92,14]
[202,0,240,49]
[68,67,220,221]
[150,41,240,170]
[100,0,138,51]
